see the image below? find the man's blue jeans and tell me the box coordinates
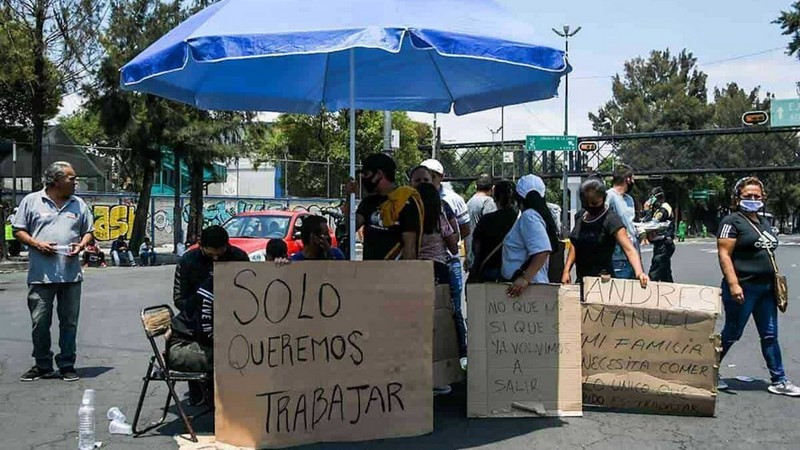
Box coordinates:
[612,259,635,279]
[28,282,81,370]
[721,281,786,383]
[448,258,467,357]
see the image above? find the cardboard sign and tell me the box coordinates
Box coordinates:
[214,261,434,448]
[433,284,465,386]
[467,283,582,418]
[581,277,722,416]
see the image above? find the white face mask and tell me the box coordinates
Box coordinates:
[739,200,763,212]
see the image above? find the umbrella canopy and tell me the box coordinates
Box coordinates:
[120,0,569,115]
[120,0,571,259]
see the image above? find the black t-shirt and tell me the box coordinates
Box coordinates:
[569,208,625,281]
[472,208,517,274]
[356,192,422,260]
[718,212,778,284]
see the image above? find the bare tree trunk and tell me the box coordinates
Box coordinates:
[130,154,156,256]
[31,0,47,191]
[188,158,205,240]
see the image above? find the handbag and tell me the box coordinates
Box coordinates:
[740,213,788,312]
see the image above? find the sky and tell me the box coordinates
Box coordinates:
[59,0,800,143]
[407,0,800,143]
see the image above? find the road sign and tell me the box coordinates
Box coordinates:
[741,110,768,126]
[502,151,514,163]
[690,189,716,200]
[770,99,800,128]
[525,135,577,152]
[579,141,598,152]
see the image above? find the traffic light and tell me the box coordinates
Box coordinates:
[579,141,598,152]
[741,111,768,126]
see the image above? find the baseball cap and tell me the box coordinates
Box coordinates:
[419,159,444,175]
[516,174,546,198]
[359,153,397,177]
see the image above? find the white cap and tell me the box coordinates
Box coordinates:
[516,174,546,198]
[419,159,444,175]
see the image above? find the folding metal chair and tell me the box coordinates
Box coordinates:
[131,305,209,442]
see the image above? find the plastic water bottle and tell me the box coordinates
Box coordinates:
[78,389,95,450]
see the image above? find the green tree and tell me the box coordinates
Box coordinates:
[255,111,428,197]
[1,0,104,189]
[58,110,108,146]
[775,2,800,59]
[85,0,187,252]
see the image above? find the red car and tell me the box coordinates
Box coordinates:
[221,210,338,261]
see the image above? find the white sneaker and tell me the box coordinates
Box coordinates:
[717,379,729,391]
[433,385,452,396]
[767,380,800,397]
[460,357,468,371]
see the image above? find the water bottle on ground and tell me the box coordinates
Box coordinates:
[78,389,95,450]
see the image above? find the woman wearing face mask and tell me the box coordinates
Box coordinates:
[501,175,559,297]
[716,177,799,396]
[562,177,648,287]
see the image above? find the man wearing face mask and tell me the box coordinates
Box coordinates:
[643,187,675,282]
[350,153,423,260]
[605,164,640,279]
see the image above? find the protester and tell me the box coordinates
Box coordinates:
[419,159,470,344]
[643,187,675,282]
[716,176,799,396]
[562,177,648,287]
[469,180,517,283]
[138,237,157,266]
[465,173,496,270]
[414,182,459,281]
[111,235,136,267]
[290,215,345,261]
[605,164,640,279]
[81,239,107,268]
[501,175,559,297]
[13,161,94,382]
[347,153,423,260]
[266,238,288,261]
[172,225,249,404]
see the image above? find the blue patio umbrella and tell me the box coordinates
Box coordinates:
[121,0,571,259]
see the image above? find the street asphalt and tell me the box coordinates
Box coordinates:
[1,238,799,450]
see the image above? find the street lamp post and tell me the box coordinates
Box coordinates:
[552,24,580,235]
[489,125,503,178]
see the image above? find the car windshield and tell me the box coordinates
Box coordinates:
[223,216,291,239]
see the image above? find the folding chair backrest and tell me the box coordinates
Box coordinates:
[141,305,173,339]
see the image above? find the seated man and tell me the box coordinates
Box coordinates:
[110,235,136,267]
[266,238,288,262]
[290,215,344,261]
[81,240,107,268]
[171,225,249,405]
[139,237,157,266]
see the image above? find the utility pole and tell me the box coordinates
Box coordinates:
[432,113,438,159]
[11,141,17,207]
[489,124,503,178]
[383,111,392,154]
[553,24,581,235]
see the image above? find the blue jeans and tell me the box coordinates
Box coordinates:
[721,281,786,383]
[448,258,467,357]
[612,259,635,279]
[28,282,82,370]
[140,249,157,266]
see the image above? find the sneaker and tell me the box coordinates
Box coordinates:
[768,380,800,397]
[60,367,80,382]
[433,385,452,396]
[460,357,468,371]
[20,366,56,382]
[717,379,729,391]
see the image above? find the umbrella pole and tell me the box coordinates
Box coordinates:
[348,49,357,261]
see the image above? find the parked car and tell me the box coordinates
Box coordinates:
[221,211,338,261]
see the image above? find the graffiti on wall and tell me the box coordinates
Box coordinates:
[92,205,136,241]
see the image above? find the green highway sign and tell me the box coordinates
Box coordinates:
[690,189,716,200]
[525,135,577,152]
[770,99,800,128]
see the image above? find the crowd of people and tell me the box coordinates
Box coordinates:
[13,159,798,399]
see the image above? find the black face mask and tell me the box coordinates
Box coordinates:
[584,205,605,217]
[361,174,381,193]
